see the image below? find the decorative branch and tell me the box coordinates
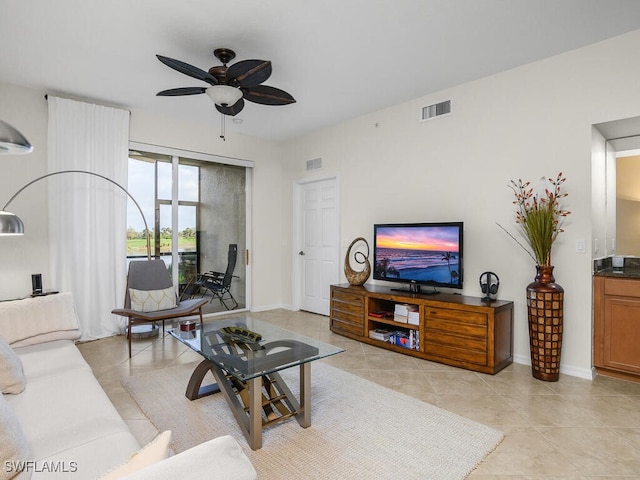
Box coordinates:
[495,222,537,264]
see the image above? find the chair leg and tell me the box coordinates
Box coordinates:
[208,289,217,304]
[128,318,132,358]
[221,290,238,310]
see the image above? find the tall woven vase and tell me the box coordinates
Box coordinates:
[526,265,564,381]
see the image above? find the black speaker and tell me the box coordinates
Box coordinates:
[31,273,43,294]
[479,271,499,302]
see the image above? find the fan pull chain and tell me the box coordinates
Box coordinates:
[220,114,226,141]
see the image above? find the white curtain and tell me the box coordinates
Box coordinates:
[47,96,129,340]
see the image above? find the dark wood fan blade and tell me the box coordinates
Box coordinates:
[215,98,245,116]
[226,60,272,88]
[156,87,207,96]
[156,55,218,86]
[242,85,296,105]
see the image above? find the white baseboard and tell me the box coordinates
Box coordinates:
[512,353,594,380]
[250,304,295,312]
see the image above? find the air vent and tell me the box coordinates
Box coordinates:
[421,100,451,121]
[306,158,322,171]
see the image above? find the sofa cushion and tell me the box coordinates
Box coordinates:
[119,435,257,480]
[0,394,30,480]
[0,293,80,348]
[0,336,25,394]
[30,432,140,480]
[7,340,140,479]
[129,287,177,312]
[5,358,135,461]
[13,340,90,382]
[98,431,172,479]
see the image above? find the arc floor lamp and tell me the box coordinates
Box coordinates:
[0,170,151,260]
[0,120,33,154]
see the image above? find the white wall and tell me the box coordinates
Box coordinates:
[591,127,608,260]
[0,84,49,299]
[281,30,640,378]
[0,86,286,310]
[606,142,617,256]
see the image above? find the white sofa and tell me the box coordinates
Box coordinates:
[0,293,257,480]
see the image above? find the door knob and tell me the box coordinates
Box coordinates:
[299,251,305,255]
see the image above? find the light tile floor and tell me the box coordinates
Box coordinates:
[78,309,640,479]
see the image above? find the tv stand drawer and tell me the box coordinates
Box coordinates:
[330,286,365,336]
[424,342,488,366]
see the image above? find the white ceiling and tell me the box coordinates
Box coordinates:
[2,0,640,142]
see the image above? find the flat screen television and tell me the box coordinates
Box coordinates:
[373,222,463,293]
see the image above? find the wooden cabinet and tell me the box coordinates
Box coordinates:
[330,284,514,374]
[594,276,640,382]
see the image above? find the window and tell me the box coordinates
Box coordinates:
[126,146,250,313]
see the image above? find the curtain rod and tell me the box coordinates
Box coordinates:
[44,94,131,115]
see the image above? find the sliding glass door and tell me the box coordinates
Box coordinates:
[126,145,251,314]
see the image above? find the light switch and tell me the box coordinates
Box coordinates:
[576,239,586,253]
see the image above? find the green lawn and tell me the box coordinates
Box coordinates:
[127,237,196,255]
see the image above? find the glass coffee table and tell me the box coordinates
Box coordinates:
[169,317,344,449]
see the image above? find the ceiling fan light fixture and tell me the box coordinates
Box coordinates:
[206,86,243,106]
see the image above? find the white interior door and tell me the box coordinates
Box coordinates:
[296,177,339,315]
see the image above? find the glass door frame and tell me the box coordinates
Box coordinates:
[129,141,254,313]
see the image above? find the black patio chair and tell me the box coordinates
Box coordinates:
[198,244,239,310]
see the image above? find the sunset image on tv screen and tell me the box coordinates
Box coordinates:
[374,224,461,286]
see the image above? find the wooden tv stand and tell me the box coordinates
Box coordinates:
[330,284,514,374]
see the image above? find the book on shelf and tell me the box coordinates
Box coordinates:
[394,303,418,323]
[407,311,419,325]
[369,328,392,341]
[410,329,420,350]
[393,314,408,323]
[389,330,420,350]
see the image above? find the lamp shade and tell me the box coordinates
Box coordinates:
[0,211,24,235]
[0,121,33,154]
[206,86,243,106]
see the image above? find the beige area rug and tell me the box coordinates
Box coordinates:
[123,362,503,479]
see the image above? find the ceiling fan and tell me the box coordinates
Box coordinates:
[155,48,296,117]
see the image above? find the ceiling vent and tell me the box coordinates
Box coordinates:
[421,100,451,122]
[306,158,322,171]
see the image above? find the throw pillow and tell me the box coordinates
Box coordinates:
[0,336,25,394]
[98,430,172,479]
[0,292,80,346]
[0,394,30,480]
[129,288,176,312]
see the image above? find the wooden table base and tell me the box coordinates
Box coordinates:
[184,359,311,450]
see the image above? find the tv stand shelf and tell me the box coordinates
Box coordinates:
[330,284,514,374]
